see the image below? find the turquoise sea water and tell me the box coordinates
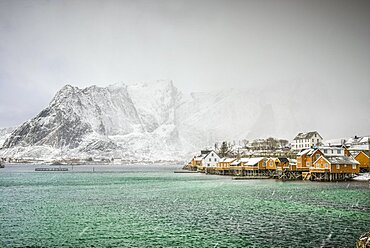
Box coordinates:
[0,164,369,247]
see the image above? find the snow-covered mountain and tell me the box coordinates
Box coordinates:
[1,81,182,161]
[0,80,302,161]
[0,127,16,148]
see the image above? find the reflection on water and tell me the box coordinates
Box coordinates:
[0,164,369,247]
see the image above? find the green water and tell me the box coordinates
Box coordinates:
[0,164,369,247]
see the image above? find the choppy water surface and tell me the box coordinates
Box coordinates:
[0,164,369,247]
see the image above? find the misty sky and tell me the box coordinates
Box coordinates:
[0,0,369,139]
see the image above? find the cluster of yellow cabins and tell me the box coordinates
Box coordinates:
[185,147,369,181]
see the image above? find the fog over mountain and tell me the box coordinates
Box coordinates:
[1,0,369,141]
[1,80,368,160]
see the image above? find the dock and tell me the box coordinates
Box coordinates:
[35,167,68,171]
[174,170,198,173]
[232,176,271,180]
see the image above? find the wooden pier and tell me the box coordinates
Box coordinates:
[35,167,68,171]
[232,176,271,180]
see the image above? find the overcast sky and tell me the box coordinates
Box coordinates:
[0,0,369,138]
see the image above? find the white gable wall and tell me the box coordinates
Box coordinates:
[202,151,220,167]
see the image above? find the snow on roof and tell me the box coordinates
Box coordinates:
[297,149,311,156]
[230,160,240,166]
[319,146,345,150]
[293,131,322,140]
[326,156,359,165]
[288,158,297,164]
[219,157,235,163]
[239,158,250,163]
[194,157,203,161]
[246,157,264,166]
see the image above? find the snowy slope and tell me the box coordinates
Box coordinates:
[0,127,16,147]
[0,81,182,161]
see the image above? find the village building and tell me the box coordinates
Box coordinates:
[288,158,297,171]
[275,157,289,170]
[319,146,351,157]
[311,155,360,180]
[351,151,370,172]
[217,158,236,169]
[189,150,220,171]
[202,150,220,168]
[296,148,324,170]
[347,136,370,152]
[229,158,249,175]
[266,158,277,170]
[291,131,323,151]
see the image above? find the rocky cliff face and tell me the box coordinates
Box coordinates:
[1,81,183,160]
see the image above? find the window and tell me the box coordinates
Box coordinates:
[207,163,210,167]
[317,139,319,142]
[214,158,217,162]
[316,154,320,160]
[324,149,328,153]
[336,164,340,169]
[337,150,340,154]
[316,164,320,168]
[315,134,317,137]
[325,163,328,169]
[209,158,211,162]
[312,139,314,142]
[306,162,310,167]
[352,164,356,169]
[211,153,214,157]
[270,161,273,166]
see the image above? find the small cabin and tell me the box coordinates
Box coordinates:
[266,158,277,170]
[244,157,266,171]
[275,157,289,170]
[217,158,237,169]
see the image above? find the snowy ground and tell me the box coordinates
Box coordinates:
[353,173,370,181]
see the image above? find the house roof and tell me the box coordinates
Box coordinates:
[297,148,317,156]
[239,158,250,163]
[288,158,297,164]
[278,157,289,163]
[293,131,322,140]
[297,149,310,156]
[352,151,369,159]
[230,160,240,166]
[194,156,203,161]
[220,157,236,163]
[203,150,220,159]
[246,157,264,166]
[326,156,360,165]
[317,147,346,156]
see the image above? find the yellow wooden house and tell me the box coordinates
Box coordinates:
[352,151,369,172]
[266,158,277,170]
[311,155,360,175]
[296,148,324,170]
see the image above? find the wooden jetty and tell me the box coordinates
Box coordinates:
[232,176,271,180]
[174,170,198,173]
[35,167,68,171]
